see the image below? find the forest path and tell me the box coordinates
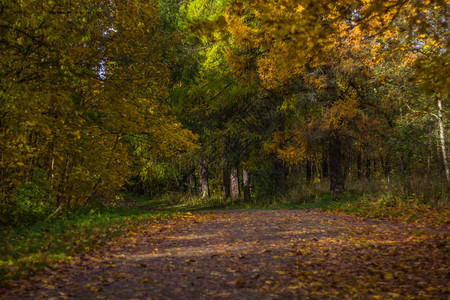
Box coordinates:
[2,210,448,299]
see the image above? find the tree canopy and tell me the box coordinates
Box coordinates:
[0,0,448,224]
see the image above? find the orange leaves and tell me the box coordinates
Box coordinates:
[225,0,448,97]
[234,277,246,287]
[302,72,328,90]
[289,214,449,298]
[276,146,307,164]
[225,49,259,85]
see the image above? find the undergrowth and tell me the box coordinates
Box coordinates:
[324,195,450,227]
[163,184,449,227]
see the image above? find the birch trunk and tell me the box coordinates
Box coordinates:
[242,167,250,201]
[230,166,239,198]
[436,98,450,186]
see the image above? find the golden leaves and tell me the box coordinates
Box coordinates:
[321,97,359,133]
[225,0,448,97]
[330,196,450,226]
[234,277,246,287]
[257,56,303,90]
[264,129,307,163]
[225,14,260,50]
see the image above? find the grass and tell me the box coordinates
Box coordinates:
[0,196,180,285]
[151,188,353,212]
[157,185,449,227]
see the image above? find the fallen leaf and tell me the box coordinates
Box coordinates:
[235,277,245,288]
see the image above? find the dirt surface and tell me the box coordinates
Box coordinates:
[1,210,449,299]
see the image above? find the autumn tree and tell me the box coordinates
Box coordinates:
[223,0,448,195]
[0,0,196,224]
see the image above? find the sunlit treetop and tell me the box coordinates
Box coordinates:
[222,0,448,95]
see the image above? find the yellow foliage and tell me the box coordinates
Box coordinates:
[321,97,359,133]
[226,0,447,95]
[0,0,197,206]
[264,129,307,164]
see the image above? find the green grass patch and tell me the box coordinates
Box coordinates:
[0,194,180,286]
[155,189,350,211]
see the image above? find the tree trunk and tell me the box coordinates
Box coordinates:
[398,155,407,173]
[274,158,287,192]
[50,155,55,189]
[384,156,391,178]
[223,162,231,199]
[306,156,312,183]
[365,159,371,179]
[199,158,210,198]
[88,134,120,202]
[242,167,250,201]
[230,165,239,198]
[357,154,362,180]
[427,126,432,179]
[321,155,328,178]
[343,153,349,181]
[57,158,70,205]
[188,166,196,195]
[329,135,344,195]
[436,98,450,186]
[373,159,378,177]
[312,160,317,179]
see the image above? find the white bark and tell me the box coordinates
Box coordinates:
[436,98,449,185]
[230,166,239,198]
[242,167,250,201]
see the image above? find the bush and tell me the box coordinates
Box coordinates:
[4,169,56,226]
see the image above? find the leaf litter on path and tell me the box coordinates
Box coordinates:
[1,210,448,299]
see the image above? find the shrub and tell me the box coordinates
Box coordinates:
[4,169,56,226]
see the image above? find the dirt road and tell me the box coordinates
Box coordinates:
[2,210,448,299]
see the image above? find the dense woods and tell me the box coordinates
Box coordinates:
[1,0,448,225]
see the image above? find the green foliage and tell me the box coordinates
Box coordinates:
[1,169,56,226]
[251,165,285,197]
[137,161,183,196]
